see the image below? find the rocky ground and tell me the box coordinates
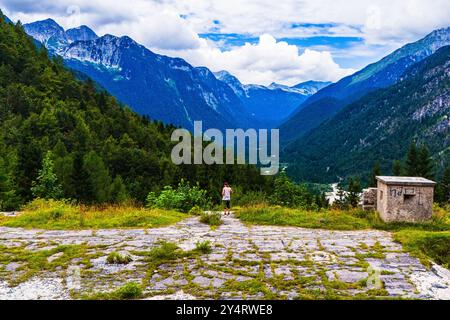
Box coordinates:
[0,214,449,300]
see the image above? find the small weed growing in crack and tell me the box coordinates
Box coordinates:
[195,241,212,254]
[106,252,133,264]
[84,281,143,300]
[200,212,223,226]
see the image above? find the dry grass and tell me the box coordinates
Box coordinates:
[0,199,188,229]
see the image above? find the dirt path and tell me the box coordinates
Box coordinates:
[0,214,448,300]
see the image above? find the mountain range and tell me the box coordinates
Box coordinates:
[284,45,450,182]
[214,70,330,127]
[15,15,450,183]
[281,27,450,141]
[23,18,324,130]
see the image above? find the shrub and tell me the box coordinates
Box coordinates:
[146,180,211,212]
[31,151,63,200]
[195,240,212,254]
[115,282,142,299]
[233,190,268,207]
[19,198,79,224]
[148,241,181,262]
[188,206,203,216]
[269,173,311,208]
[106,252,133,264]
[200,212,223,226]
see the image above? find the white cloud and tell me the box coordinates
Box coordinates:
[1,0,448,85]
[1,1,202,51]
[157,34,354,85]
[95,11,201,51]
[3,0,449,45]
[166,0,450,43]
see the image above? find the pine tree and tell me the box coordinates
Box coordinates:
[109,176,129,204]
[334,181,347,209]
[417,144,434,179]
[392,160,402,176]
[347,177,362,208]
[320,192,329,208]
[436,167,450,205]
[82,151,111,203]
[405,142,419,176]
[31,151,63,200]
[53,154,76,198]
[0,157,18,210]
[370,161,381,187]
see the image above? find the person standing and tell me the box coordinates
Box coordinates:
[222,182,233,215]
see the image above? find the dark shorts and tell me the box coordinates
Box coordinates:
[223,200,231,209]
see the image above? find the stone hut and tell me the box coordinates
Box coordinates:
[376,176,436,223]
[361,188,378,211]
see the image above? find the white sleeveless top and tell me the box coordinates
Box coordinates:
[222,187,232,200]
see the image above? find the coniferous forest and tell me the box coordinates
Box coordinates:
[0,16,272,210]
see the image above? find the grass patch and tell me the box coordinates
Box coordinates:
[200,212,223,226]
[195,241,212,254]
[146,241,181,262]
[84,281,143,300]
[133,240,213,290]
[222,279,269,296]
[236,206,370,230]
[135,240,213,266]
[106,252,133,264]
[0,244,96,286]
[237,205,450,232]
[0,199,187,230]
[394,230,450,268]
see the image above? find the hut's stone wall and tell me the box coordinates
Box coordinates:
[362,188,377,211]
[376,177,435,223]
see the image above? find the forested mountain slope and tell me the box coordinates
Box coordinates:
[23,18,251,131]
[0,15,270,209]
[284,46,450,183]
[281,27,450,141]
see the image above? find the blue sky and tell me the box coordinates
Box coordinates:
[1,0,449,85]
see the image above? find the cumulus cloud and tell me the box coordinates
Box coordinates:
[3,0,449,45]
[1,0,448,85]
[0,0,202,51]
[95,11,201,50]
[170,0,450,44]
[158,34,354,85]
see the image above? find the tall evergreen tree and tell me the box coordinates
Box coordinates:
[320,192,329,209]
[334,181,348,209]
[417,144,434,179]
[0,157,18,210]
[370,161,381,187]
[82,151,111,203]
[392,160,402,176]
[436,167,450,205]
[405,142,419,176]
[109,176,129,204]
[347,177,362,208]
[31,151,63,200]
[53,154,76,198]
